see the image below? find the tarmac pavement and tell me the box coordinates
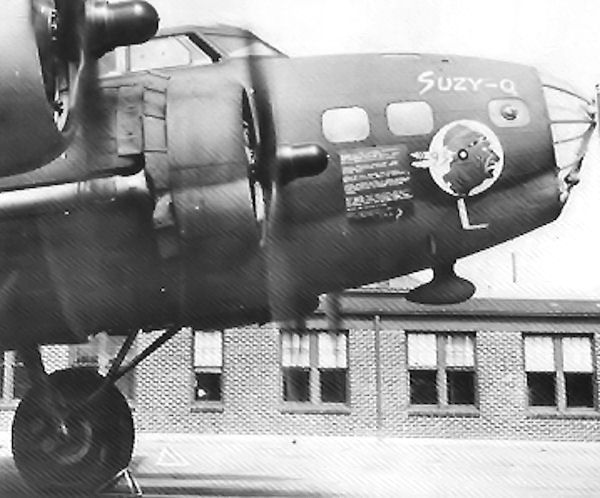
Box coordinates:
[1,433,600,497]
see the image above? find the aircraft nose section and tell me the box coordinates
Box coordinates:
[541,73,596,204]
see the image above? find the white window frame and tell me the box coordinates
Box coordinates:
[281,329,349,405]
[193,330,224,402]
[524,334,596,411]
[407,332,477,408]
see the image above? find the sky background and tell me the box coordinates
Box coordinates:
[148,0,600,300]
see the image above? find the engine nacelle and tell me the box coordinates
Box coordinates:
[0,0,159,178]
[0,0,68,176]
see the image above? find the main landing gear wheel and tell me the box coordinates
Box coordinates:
[11,368,134,494]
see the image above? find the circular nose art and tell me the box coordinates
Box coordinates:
[411,120,504,197]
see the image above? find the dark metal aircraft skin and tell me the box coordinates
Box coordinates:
[1,20,595,495]
[0,27,583,349]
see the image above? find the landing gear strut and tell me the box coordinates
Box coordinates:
[11,329,179,493]
[11,352,134,493]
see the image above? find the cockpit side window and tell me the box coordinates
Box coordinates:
[202,33,283,58]
[99,34,214,76]
[129,35,213,71]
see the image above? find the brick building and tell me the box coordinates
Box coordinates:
[2,289,600,441]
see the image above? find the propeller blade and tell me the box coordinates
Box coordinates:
[245,39,299,322]
[247,53,277,189]
[245,38,328,323]
[246,50,288,322]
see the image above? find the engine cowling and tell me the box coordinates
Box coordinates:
[0,0,67,176]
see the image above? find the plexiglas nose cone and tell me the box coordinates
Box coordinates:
[541,72,596,204]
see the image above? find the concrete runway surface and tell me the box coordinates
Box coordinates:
[1,433,600,497]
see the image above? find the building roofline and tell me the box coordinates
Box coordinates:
[315,290,600,319]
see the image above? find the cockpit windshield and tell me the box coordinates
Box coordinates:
[202,33,283,58]
[98,25,284,77]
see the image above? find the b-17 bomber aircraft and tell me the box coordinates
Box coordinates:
[1,0,597,493]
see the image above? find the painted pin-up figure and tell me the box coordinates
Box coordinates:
[411,120,504,229]
[441,124,500,196]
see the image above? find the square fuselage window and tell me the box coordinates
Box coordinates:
[322,107,370,143]
[386,101,434,136]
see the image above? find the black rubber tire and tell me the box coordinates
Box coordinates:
[11,368,134,494]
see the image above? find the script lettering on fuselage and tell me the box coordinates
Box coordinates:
[417,70,517,96]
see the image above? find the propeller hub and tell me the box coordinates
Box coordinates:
[276,144,329,186]
[52,0,159,61]
[85,0,159,59]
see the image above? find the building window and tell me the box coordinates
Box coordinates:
[70,333,136,401]
[407,332,476,407]
[193,330,223,402]
[281,330,348,404]
[524,334,594,410]
[322,107,370,143]
[0,352,31,403]
[386,101,434,136]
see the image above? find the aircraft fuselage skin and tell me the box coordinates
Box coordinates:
[0,51,563,348]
